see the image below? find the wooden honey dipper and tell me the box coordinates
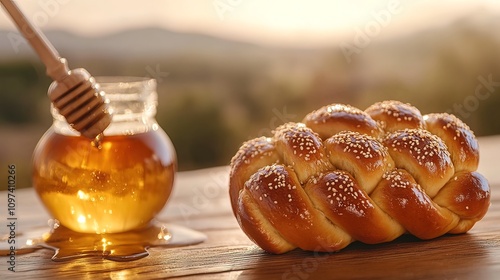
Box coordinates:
[0,0,112,139]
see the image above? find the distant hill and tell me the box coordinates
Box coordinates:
[0,27,309,62]
[0,10,498,64]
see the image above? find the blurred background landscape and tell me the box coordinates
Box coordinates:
[0,0,499,189]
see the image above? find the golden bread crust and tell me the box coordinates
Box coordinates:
[229,101,490,254]
[365,100,424,133]
[303,104,382,139]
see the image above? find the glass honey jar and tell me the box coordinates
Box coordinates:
[32,77,176,234]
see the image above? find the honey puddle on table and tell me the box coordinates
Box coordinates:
[0,220,207,261]
[5,129,204,261]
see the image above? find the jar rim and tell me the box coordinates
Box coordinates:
[51,76,158,136]
[95,76,156,87]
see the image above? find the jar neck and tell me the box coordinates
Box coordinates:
[52,77,158,136]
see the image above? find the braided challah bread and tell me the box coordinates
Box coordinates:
[229,100,490,254]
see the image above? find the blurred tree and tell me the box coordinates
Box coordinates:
[158,90,234,170]
[0,61,51,124]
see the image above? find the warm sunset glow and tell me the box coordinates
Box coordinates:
[0,0,499,47]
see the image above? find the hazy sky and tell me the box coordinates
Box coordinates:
[0,0,499,47]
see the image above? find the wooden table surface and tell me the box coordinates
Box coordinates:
[1,135,500,279]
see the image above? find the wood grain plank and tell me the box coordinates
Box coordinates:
[4,186,499,280]
[1,163,498,279]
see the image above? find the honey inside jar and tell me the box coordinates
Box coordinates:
[32,77,177,235]
[33,129,175,234]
